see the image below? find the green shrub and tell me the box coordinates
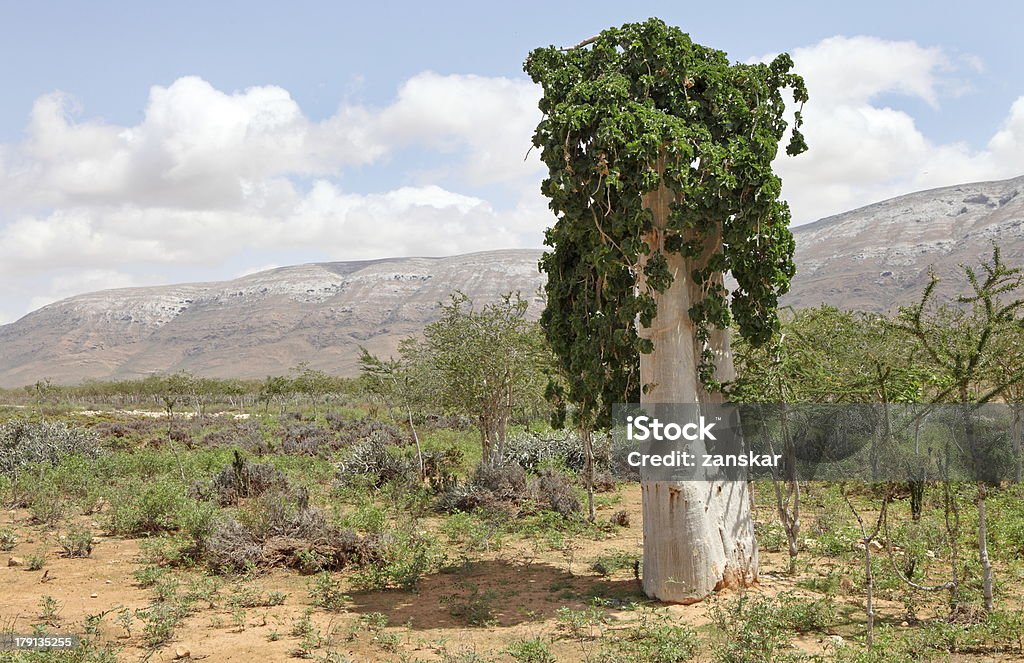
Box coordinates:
[980,610,1024,654]
[338,501,387,535]
[104,480,188,535]
[775,590,836,632]
[137,602,188,648]
[826,624,932,662]
[347,612,398,652]
[350,523,443,591]
[814,527,856,557]
[590,550,640,577]
[555,606,608,641]
[797,571,842,595]
[506,637,556,663]
[440,582,498,626]
[38,595,62,623]
[27,552,47,570]
[177,498,222,545]
[308,572,349,612]
[58,526,94,558]
[602,610,698,662]
[441,510,507,552]
[988,490,1024,559]
[708,593,795,663]
[755,520,788,553]
[0,526,17,550]
[28,481,66,526]
[132,565,167,588]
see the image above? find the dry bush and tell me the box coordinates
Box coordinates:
[472,463,527,501]
[0,419,101,478]
[280,423,342,456]
[200,517,265,574]
[503,430,588,471]
[434,482,507,515]
[434,463,526,515]
[195,486,383,575]
[92,417,161,442]
[527,468,581,518]
[417,413,473,430]
[190,451,289,505]
[200,421,268,452]
[436,463,581,520]
[421,446,463,492]
[335,432,418,488]
[593,471,618,493]
[326,415,408,445]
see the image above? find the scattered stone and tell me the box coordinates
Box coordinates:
[174,648,191,659]
[901,621,909,627]
[7,556,23,567]
[90,593,98,598]
[828,635,845,645]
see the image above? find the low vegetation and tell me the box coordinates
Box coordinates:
[1,248,1023,661]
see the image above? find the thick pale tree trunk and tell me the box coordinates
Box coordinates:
[637,161,759,603]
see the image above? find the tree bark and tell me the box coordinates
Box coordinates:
[637,160,759,603]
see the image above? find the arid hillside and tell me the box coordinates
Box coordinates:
[1,175,1022,387]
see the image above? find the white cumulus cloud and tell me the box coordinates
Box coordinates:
[0,72,549,321]
[764,36,1024,223]
[0,72,542,212]
[2,42,1024,322]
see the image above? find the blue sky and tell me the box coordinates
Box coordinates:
[1,1,1023,323]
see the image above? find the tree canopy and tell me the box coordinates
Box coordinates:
[524,18,808,426]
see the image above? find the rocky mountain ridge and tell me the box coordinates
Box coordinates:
[1,175,1022,387]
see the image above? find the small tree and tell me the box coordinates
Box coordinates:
[991,320,1024,483]
[141,371,197,481]
[143,371,198,436]
[734,306,860,573]
[258,375,292,415]
[291,363,334,415]
[400,292,550,465]
[358,348,425,480]
[893,244,1024,613]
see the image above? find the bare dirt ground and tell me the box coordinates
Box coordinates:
[3,485,1022,662]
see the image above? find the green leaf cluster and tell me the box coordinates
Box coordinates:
[524,18,807,425]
